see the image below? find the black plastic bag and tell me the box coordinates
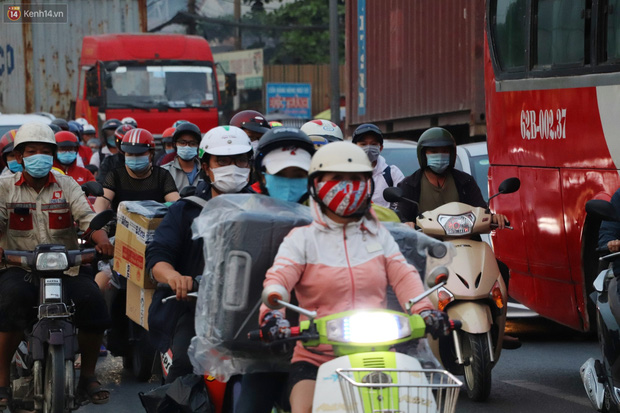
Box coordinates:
[139,374,214,413]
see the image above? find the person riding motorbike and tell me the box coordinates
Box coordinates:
[0,123,114,408]
[0,130,21,176]
[352,123,405,208]
[53,131,95,185]
[161,122,203,191]
[154,127,176,166]
[68,120,92,166]
[230,110,271,152]
[258,141,452,413]
[146,125,254,385]
[96,124,134,185]
[300,119,342,150]
[93,119,123,182]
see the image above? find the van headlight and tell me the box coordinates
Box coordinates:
[36,252,69,271]
[438,212,476,235]
[326,312,411,344]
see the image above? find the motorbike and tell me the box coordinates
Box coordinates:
[384,176,521,401]
[6,208,114,413]
[581,199,620,412]
[250,280,463,413]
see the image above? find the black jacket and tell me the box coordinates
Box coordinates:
[396,168,487,222]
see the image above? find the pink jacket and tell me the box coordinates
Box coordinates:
[260,200,433,367]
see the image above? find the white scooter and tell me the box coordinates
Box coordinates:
[384,177,520,402]
[252,280,462,413]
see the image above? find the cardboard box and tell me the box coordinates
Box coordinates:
[113,201,168,289]
[126,281,155,330]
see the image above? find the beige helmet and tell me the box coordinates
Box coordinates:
[199,125,252,158]
[14,123,56,150]
[300,120,344,143]
[308,141,373,176]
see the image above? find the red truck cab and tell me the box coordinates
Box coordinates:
[75,34,220,136]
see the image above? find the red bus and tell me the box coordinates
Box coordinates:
[485,0,620,331]
[75,34,221,135]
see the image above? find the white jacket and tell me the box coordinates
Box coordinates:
[372,155,405,207]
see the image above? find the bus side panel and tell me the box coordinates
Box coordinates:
[490,165,583,330]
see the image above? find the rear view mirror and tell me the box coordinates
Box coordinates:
[82,181,104,197]
[383,187,405,203]
[498,177,520,194]
[89,210,115,231]
[586,199,620,222]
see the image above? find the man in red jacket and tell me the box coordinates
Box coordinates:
[54,131,95,185]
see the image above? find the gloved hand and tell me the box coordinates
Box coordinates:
[420,309,451,339]
[260,311,291,342]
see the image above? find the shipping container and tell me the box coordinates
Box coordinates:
[0,0,146,117]
[345,0,485,139]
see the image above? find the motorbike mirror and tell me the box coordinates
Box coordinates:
[383,187,404,203]
[585,199,620,222]
[261,285,290,310]
[426,266,450,288]
[498,177,521,194]
[82,181,104,197]
[89,209,115,231]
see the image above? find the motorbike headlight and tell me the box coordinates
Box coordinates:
[326,312,411,344]
[437,212,476,235]
[36,252,69,271]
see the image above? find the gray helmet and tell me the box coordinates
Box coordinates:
[416,127,456,170]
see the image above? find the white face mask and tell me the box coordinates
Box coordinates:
[211,165,250,193]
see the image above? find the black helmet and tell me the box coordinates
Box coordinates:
[352,123,383,145]
[254,127,316,172]
[230,110,271,134]
[416,127,457,170]
[172,122,201,143]
[51,118,69,131]
[48,123,62,134]
[102,118,122,131]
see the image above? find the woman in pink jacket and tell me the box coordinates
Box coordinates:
[259,141,451,413]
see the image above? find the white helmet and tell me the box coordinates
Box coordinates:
[308,141,372,176]
[75,117,89,127]
[14,123,56,150]
[83,124,96,134]
[301,119,344,143]
[200,126,252,158]
[122,117,138,127]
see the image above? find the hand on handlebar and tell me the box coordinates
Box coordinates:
[492,213,509,230]
[260,311,291,342]
[420,309,453,339]
[168,274,195,301]
[608,240,620,253]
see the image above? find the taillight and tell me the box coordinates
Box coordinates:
[490,281,504,309]
[437,287,455,311]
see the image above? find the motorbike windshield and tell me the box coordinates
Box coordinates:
[105,64,218,109]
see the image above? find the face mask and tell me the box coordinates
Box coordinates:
[7,160,23,173]
[211,165,250,193]
[427,153,450,174]
[57,151,77,165]
[264,174,308,203]
[177,146,197,161]
[362,145,381,163]
[165,148,175,154]
[125,155,151,173]
[106,136,117,147]
[23,154,53,178]
[315,179,369,217]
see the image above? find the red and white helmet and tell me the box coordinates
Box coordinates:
[121,128,155,154]
[300,119,344,142]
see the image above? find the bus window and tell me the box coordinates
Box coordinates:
[536,0,586,66]
[492,0,527,71]
[607,0,620,61]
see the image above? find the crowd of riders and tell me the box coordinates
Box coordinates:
[0,109,501,412]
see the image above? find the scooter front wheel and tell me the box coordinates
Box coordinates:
[44,344,66,413]
[462,332,492,402]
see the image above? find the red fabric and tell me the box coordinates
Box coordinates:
[159,151,176,166]
[9,212,33,231]
[250,181,263,193]
[48,211,72,229]
[15,171,58,187]
[53,160,95,185]
[78,145,93,164]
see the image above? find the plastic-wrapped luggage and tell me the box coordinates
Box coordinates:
[188,195,452,380]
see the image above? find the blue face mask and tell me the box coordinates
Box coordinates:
[264,174,308,203]
[125,155,150,173]
[57,151,77,165]
[7,160,23,173]
[426,153,450,174]
[106,136,117,147]
[165,148,175,154]
[23,154,54,178]
[176,146,197,161]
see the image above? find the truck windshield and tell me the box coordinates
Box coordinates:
[105,65,217,109]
